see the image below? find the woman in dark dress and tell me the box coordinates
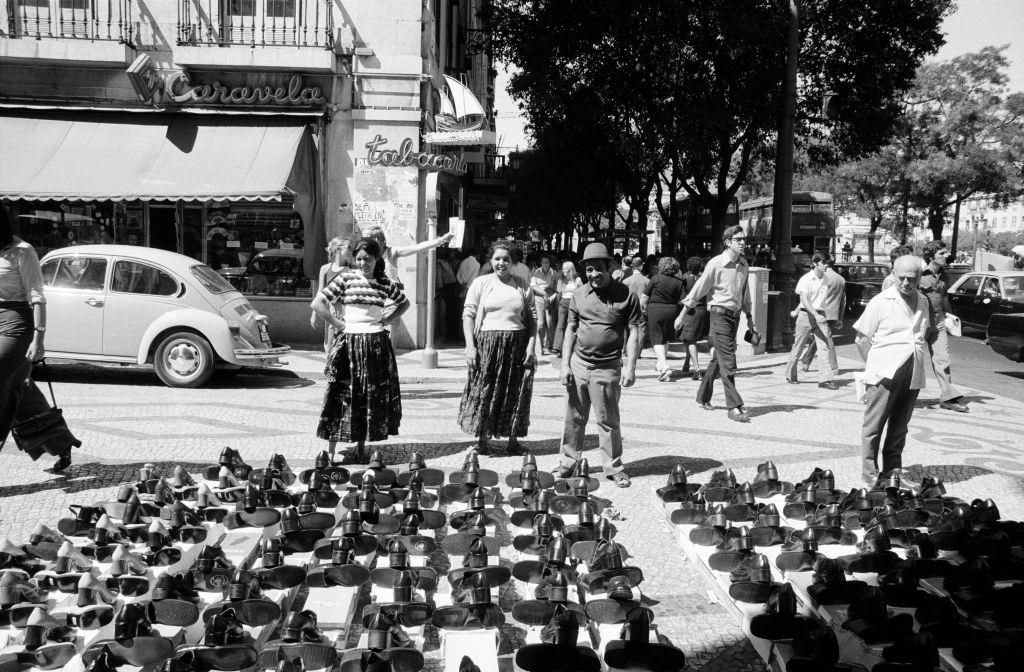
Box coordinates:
[311,238,409,464]
[642,257,684,381]
[678,256,711,380]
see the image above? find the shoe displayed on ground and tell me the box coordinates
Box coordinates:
[514,605,600,672]
[840,586,914,644]
[603,605,686,672]
[657,464,702,502]
[0,642,77,670]
[938,399,969,413]
[259,610,338,671]
[201,446,252,481]
[431,572,505,631]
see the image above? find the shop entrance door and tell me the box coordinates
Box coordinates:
[182,205,204,261]
[149,205,179,253]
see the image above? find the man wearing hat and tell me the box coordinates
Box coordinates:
[557,243,642,488]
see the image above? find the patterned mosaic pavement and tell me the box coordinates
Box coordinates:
[2,349,1021,671]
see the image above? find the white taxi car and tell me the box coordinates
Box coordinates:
[39,245,290,387]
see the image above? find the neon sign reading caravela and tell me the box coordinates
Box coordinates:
[365,134,467,174]
[165,73,325,106]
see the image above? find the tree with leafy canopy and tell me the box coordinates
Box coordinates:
[488,0,951,253]
[898,46,1024,245]
[832,147,907,262]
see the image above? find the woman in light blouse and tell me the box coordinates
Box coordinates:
[458,241,537,455]
[551,260,582,357]
[0,207,68,471]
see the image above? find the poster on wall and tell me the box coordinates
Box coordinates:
[352,164,418,247]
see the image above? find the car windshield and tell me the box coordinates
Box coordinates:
[1002,274,1024,300]
[191,264,236,294]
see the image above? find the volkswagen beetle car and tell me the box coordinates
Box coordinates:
[39,245,290,388]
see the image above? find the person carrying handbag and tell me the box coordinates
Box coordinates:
[1,206,79,472]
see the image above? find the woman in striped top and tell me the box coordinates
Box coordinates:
[311,237,410,464]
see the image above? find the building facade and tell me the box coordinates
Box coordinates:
[1,0,495,347]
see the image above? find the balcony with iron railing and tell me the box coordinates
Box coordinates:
[174,0,335,71]
[5,0,133,42]
[2,0,136,65]
[176,0,332,49]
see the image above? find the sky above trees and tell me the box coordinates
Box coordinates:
[493,0,1024,154]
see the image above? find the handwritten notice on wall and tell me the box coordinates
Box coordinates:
[352,164,418,247]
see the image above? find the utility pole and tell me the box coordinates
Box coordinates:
[772,0,799,346]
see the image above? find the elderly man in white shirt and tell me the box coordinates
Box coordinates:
[853,255,932,485]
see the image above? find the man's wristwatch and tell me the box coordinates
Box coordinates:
[34,327,46,332]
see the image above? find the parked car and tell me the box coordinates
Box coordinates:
[217,248,309,297]
[833,262,890,315]
[39,245,290,388]
[947,271,1024,330]
[986,313,1024,362]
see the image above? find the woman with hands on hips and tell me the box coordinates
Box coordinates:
[311,237,409,465]
[458,241,537,456]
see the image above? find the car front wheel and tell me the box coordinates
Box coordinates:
[154,332,215,388]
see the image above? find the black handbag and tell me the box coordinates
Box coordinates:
[10,362,82,461]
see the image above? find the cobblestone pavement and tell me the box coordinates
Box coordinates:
[2,348,1021,671]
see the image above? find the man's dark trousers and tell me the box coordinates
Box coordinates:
[861,357,918,475]
[698,308,743,409]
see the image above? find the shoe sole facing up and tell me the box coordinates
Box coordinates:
[173,644,258,671]
[259,642,337,670]
[604,640,686,672]
[202,599,281,626]
[149,598,200,626]
[82,636,174,667]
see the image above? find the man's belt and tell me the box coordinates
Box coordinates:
[709,306,740,317]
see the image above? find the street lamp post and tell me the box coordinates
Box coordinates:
[422,215,438,369]
[772,0,800,347]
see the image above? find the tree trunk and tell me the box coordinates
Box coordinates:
[900,193,910,245]
[868,215,881,263]
[709,199,730,254]
[949,196,961,250]
[928,205,945,242]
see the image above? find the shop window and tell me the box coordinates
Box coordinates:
[10,202,143,256]
[50,256,107,291]
[111,261,179,296]
[204,201,311,297]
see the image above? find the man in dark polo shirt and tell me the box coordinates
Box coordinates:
[557,243,642,488]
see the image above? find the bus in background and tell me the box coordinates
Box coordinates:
[738,191,836,274]
[664,195,740,259]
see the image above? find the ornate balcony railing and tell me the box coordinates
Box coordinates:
[6,0,133,41]
[177,0,333,48]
